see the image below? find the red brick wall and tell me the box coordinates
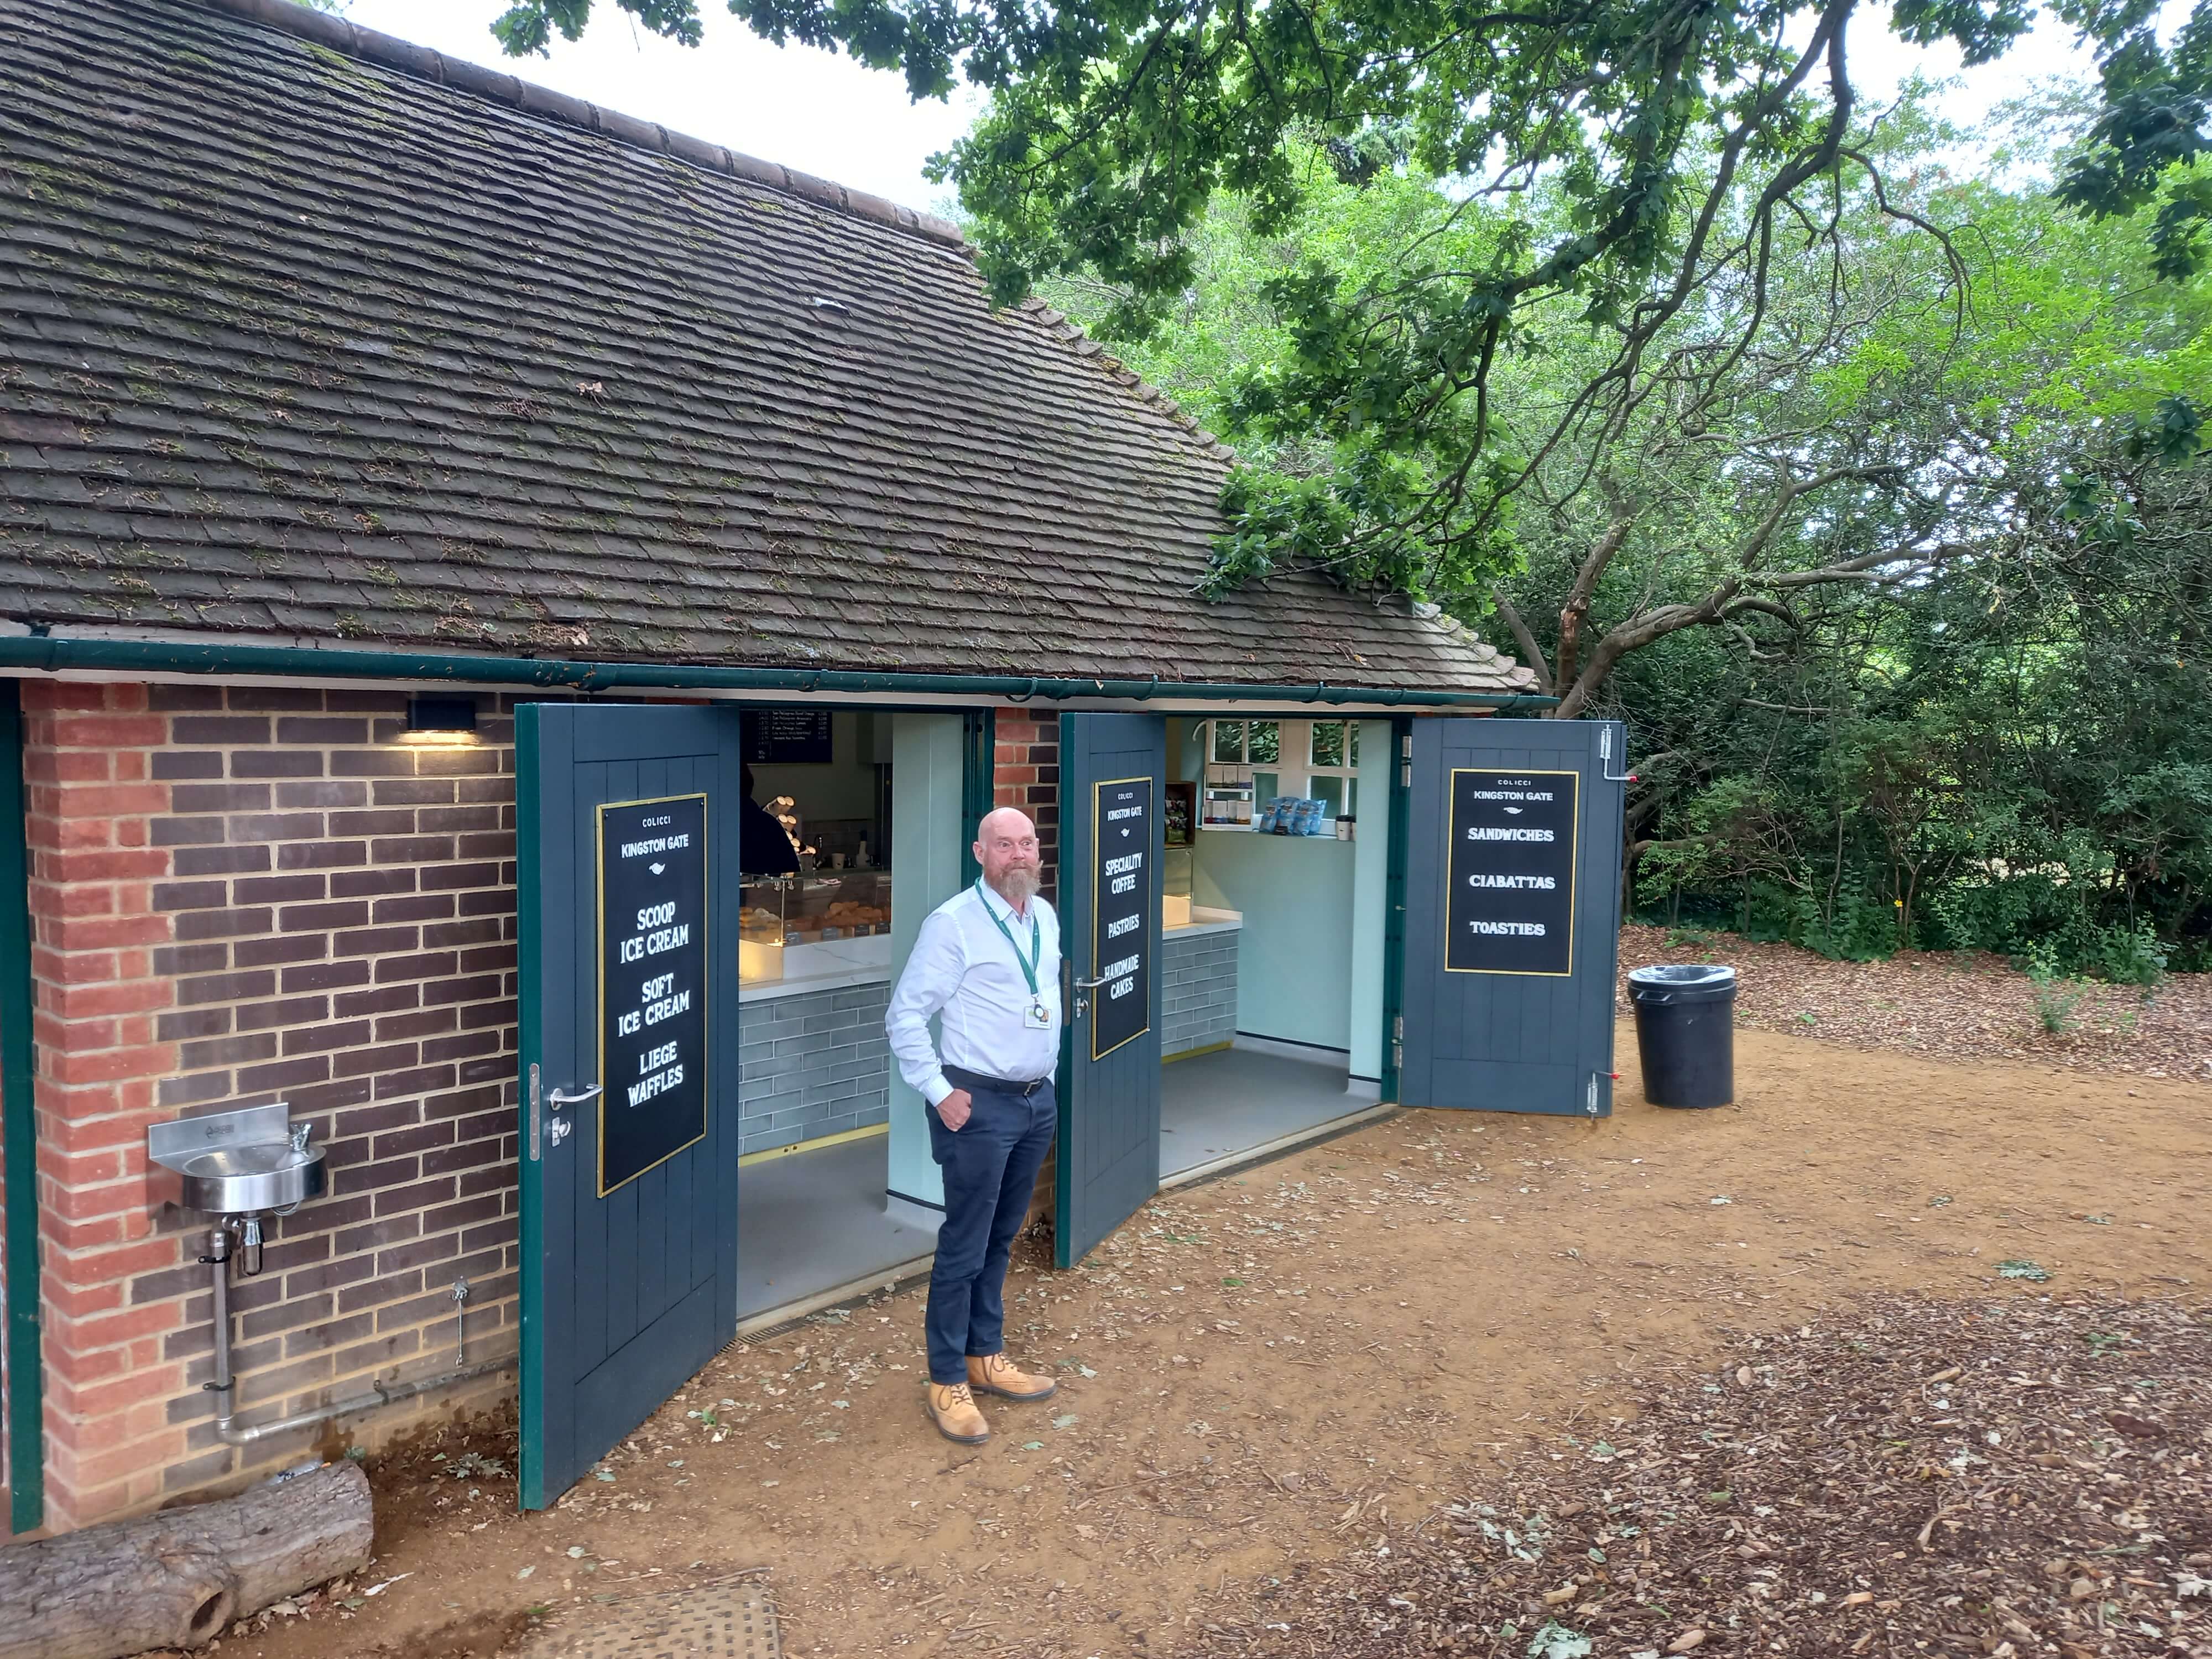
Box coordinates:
[20,680,519,1531]
[992,710,1060,902]
[14,683,1058,1530]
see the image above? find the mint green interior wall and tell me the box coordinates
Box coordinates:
[1176,718,1206,784]
[885,713,965,1209]
[1193,832,1357,1050]
[1348,719,1392,1082]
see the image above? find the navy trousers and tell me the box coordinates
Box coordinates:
[924,1071,1056,1385]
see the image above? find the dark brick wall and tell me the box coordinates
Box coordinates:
[140,686,520,1492]
[20,677,521,1526]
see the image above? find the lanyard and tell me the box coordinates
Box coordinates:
[975,881,1042,998]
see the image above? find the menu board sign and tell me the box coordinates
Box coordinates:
[597,794,709,1193]
[744,709,833,765]
[1089,778,1153,1060]
[1445,769,1578,976]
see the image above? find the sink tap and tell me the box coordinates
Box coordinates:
[289,1121,312,1154]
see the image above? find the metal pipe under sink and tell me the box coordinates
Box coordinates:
[202,1220,510,1446]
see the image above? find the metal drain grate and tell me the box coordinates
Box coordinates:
[523,1582,779,1659]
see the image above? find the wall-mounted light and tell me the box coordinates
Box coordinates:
[404,696,479,743]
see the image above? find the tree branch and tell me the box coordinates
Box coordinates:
[1490,585,1554,694]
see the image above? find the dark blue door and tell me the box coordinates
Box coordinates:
[1054,714,1166,1266]
[1399,718,1627,1117]
[517,703,744,1507]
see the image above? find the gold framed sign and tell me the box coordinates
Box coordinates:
[596,793,709,1194]
[1089,776,1153,1061]
[1443,768,1579,977]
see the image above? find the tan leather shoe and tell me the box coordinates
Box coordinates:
[967,1353,1058,1402]
[925,1381,989,1444]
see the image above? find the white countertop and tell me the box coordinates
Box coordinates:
[1164,906,1243,942]
[740,909,1241,1004]
[739,932,893,1004]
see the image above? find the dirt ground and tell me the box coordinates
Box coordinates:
[1619,925,2212,1082]
[185,1004,2212,1659]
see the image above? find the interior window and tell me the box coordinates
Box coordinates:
[1212,720,1246,764]
[1248,721,1280,764]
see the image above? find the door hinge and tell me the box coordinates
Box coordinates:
[1392,1041,1403,1070]
[528,1062,541,1162]
[1393,1015,1404,1042]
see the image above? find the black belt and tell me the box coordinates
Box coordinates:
[943,1064,1052,1099]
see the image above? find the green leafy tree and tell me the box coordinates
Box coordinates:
[484,0,2211,601]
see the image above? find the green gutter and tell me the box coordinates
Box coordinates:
[0,637,1556,713]
[1,681,43,1535]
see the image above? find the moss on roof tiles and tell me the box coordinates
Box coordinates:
[0,0,1532,696]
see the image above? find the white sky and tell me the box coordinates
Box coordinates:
[337,0,980,216]
[332,0,2180,215]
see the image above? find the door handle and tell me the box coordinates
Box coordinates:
[549,1085,603,1110]
[1072,971,1114,1019]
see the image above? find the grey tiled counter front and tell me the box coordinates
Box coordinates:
[1163,922,1240,1058]
[738,979,893,1155]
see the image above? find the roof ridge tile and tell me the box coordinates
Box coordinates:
[1014,295,1235,462]
[184,0,968,252]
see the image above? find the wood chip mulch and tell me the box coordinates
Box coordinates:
[1191,1295,2212,1657]
[1616,927,2212,1084]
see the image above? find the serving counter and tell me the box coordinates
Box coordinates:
[1162,904,1241,1058]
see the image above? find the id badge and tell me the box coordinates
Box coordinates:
[1025,1000,1051,1029]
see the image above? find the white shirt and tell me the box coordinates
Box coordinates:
[886,883,1062,1104]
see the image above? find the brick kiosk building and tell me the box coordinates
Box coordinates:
[0,0,1543,1535]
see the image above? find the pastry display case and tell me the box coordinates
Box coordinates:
[1162,844,1194,930]
[738,871,894,983]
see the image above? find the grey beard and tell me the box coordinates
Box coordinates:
[996,867,1041,904]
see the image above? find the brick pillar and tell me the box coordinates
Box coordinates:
[21,682,185,1530]
[993,711,1059,904]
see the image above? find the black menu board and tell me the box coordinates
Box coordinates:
[1445,769,1578,976]
[744,709,833,765]
[597,794,709,1193]
[1089,778,1152,1060]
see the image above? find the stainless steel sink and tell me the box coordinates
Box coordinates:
[149,1100,326,1215]
[174,1141,326,1213]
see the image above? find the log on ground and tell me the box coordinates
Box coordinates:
[0,1459,374,1659]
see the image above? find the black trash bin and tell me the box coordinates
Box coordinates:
[1627,964,1738,1108]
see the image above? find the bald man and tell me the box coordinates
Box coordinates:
[885,807,1063,1443]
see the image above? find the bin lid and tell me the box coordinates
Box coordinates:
[1627,963,1737,989]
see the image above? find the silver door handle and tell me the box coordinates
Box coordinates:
[548,1085,602,1110]
[1073,973,1113,989]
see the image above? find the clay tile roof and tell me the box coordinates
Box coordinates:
[0,0,1535,695]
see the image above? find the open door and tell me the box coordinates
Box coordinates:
[1053,713,1166,1266]
[1399,718,1627,1117]
[517,702,744,1508]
